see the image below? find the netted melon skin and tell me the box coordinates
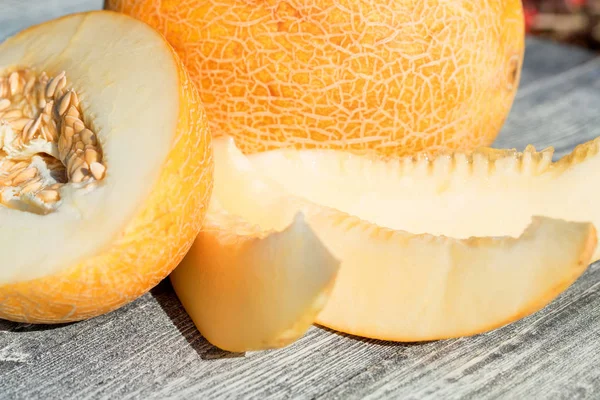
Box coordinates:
[108,0,525,156]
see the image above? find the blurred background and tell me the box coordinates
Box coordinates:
[525,0,600,50]
[1,1,599,52]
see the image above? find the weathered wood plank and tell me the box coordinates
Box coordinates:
[1,265,599,399]
[496,56,600,157]
[519,37,598,87]
[1,1,600,399]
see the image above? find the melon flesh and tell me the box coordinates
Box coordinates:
[0,11,212,323]
[251,139,600,261]
[199,137,596,342]
[171,205,338,352]
[171,146,339,352]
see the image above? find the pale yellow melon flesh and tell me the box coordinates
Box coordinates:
[171,202,339,352]
[204,137,596,342]
[250,138,600,261]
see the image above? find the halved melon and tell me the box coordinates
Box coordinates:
[178,137,595,344]
[0,11,212,323]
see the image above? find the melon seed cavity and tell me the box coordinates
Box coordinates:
[0,68,106,214]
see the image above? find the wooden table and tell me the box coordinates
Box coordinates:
[1,1,600,398]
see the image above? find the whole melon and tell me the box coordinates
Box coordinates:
[107,0,524,156]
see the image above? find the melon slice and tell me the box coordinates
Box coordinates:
[171,204,339,352]
[251,138,600,261]
[189,137,596,343]
[0,11,212,323]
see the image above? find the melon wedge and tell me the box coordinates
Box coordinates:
[192,137,596,343]
[0,11,212,323]
[171,205,339,352]
[251,138,600,261]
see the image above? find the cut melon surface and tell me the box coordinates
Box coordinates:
[171,204,339,352]
[0,11,212,323]
[251,138,600,261]
[196,137,596,343]
[170,134,339,351]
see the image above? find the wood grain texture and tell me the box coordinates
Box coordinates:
[1,1,600,399]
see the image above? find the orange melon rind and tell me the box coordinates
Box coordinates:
[107,0,525,156]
